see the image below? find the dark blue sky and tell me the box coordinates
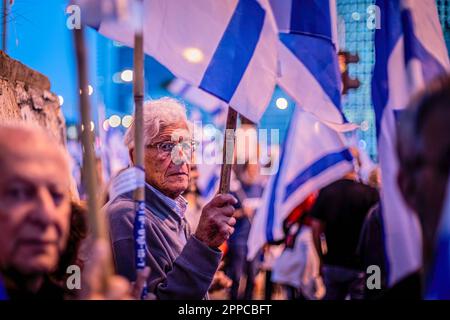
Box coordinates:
[4,0,100,122]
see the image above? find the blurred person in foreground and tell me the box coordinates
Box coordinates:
[106,98,237,299]
[311,159,379,300]
[0,123,146,299]
[396,75,450,296]
[225,162,264,300]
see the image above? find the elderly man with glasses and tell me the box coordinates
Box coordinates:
[106,98,237,300]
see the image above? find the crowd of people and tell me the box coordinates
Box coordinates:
[0,75,449,300]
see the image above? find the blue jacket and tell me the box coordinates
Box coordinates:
[105,185,221,299]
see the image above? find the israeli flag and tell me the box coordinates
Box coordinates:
[167,78,227,126]
[247,107,354,260]
[426,178,450,299]
[85,0,279,123]
[372,0,450,286]
[270,0,356,131]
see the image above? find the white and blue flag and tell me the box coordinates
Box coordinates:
[167,78,227,126]
[84,0,279,123]
[372,0,450,286]
[270,0,356,131]
[247,107,354,260]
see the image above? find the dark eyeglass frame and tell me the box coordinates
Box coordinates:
[146,139,199,155]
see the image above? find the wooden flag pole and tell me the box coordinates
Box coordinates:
[74,27,112,286]
[219,107,238,194]
[2,0,7,52]
[132,0,148,299]
[133,30,145,209]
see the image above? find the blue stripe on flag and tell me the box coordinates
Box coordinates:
[290,0,332,40]
[202,173,219,198]
[211,105,224,117]
[402,9,448,83]
[372,0,403,137]
[266,146,287,243]
[0,277,8,300]
[425,231,450,299]
[425,221,450,300]
[426,185,450,299]
[280,33,343,109]
[177,83,191,99]
[283,149,353,202]
[199,0,265,102]
[266,113,295,242]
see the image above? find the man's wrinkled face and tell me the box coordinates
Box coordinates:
[144,122,191,199]
[0,137,71,275]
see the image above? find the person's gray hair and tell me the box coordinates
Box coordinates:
[124,97,190,150]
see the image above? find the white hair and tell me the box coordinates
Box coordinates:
[124,97,190,150]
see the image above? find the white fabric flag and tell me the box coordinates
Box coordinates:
[81,0,279,123]
[247,107,354,260]
[372,0,450,286]
[270,0,357,131]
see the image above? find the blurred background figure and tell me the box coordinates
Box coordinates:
[396,75,450,297]
[356,164,386,299]
[356,202,387,299]
[183,164,204,232]
[272,194,325,300]
[224,161,264,300]
[50,201,88,298]
[310,165,380,300]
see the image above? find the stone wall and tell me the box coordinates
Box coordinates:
[0,50,66,145]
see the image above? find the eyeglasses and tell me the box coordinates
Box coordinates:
[147,140,199,158]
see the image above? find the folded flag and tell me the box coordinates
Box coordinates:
[270,0,356,131]
[80,0,279,123]
[372,0,450,286]
[167,78,227,126]
[247,107,354,260]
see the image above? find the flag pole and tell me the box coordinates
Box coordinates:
[218,107,238,194]
[2,0,7,52]
[132,0,147,299]
[73,27,112,287]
